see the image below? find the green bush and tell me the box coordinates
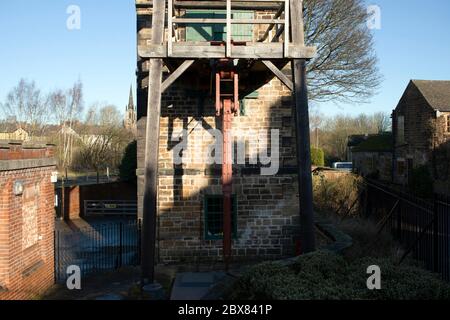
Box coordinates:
[119,140,137,183]
[311,147,325,167]
[228,251,450,300]
[409,165,434,199]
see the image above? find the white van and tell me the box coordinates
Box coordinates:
[332,162,353,172]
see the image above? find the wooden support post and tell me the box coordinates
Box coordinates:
[290,0,315,253]
[141,0,166,285]
[226,0,232,58]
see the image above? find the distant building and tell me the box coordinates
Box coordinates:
[0,128,30,141]
[392,80,450,194]
[350,133,393,182]
[124,86,137,132]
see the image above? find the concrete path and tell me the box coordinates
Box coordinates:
[170,272,227,300]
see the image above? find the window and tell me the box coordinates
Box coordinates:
[397,159,406,176]
[446,115,450,133]
[397,115,405,144]
[185,10,254,42]
[204,195,237,240]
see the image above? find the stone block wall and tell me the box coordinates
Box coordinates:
[136,77,300,263]
[136,2,301,263]
[393,82,450,190]
[0,141,56,300]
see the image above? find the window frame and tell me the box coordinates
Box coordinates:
[203,195,238,240]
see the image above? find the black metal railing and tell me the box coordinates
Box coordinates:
[54,219,141,283]
[365,179,450,281]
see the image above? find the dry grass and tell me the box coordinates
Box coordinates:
[313,172,363,218]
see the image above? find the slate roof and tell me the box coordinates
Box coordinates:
[352,133,393,153]
[412,80,450,112]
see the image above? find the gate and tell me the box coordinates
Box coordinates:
[54,219,141,283]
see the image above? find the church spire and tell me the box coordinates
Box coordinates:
[128,85,134,111]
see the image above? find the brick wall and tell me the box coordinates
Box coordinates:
[55,186,80,220]
[0,141,56,300]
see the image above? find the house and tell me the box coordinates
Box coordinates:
[351,133,393,182]
[0,128,30,141]
[135,0,316,266]
[392,80,450,194]
[347,134,369,162]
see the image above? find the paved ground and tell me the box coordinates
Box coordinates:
[170,272,227,300]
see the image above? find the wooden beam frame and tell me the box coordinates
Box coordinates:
[262,60,293,91]
[141,0,165,285]
[161,60,195,93]
[138,43,316,59]
[172,18,286,24]
[290,0,316,253]
[137,0,283,10]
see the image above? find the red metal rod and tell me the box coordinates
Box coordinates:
[215,72,221,116]
[233,73,239,115]
[222,98,233,270]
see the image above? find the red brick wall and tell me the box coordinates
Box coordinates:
[0,142,56,300]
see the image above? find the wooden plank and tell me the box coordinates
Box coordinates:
[284,0,290,56]
[173,18,285,24]
[168,0,173,56]
[141,0,165,285]
[137,1,284,10]
[262,60,293,91]
[161,60,195,92]
[226,0,232,57]
[138,43,316,59]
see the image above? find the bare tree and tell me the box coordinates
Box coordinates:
[0,79,50,137]
[49,80,84,169]
[99,105,123,127]
[319,112,391,161]
[73,104,132,181]
[372,111,391,133]
[304,0,381,103]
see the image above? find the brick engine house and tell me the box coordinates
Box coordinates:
[135,0,316,281]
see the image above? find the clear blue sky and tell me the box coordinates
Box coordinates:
[0,0,449,118]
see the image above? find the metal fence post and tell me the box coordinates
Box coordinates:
[433,194,439,273]
[396,200,402,240]
[119,222,123,268]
